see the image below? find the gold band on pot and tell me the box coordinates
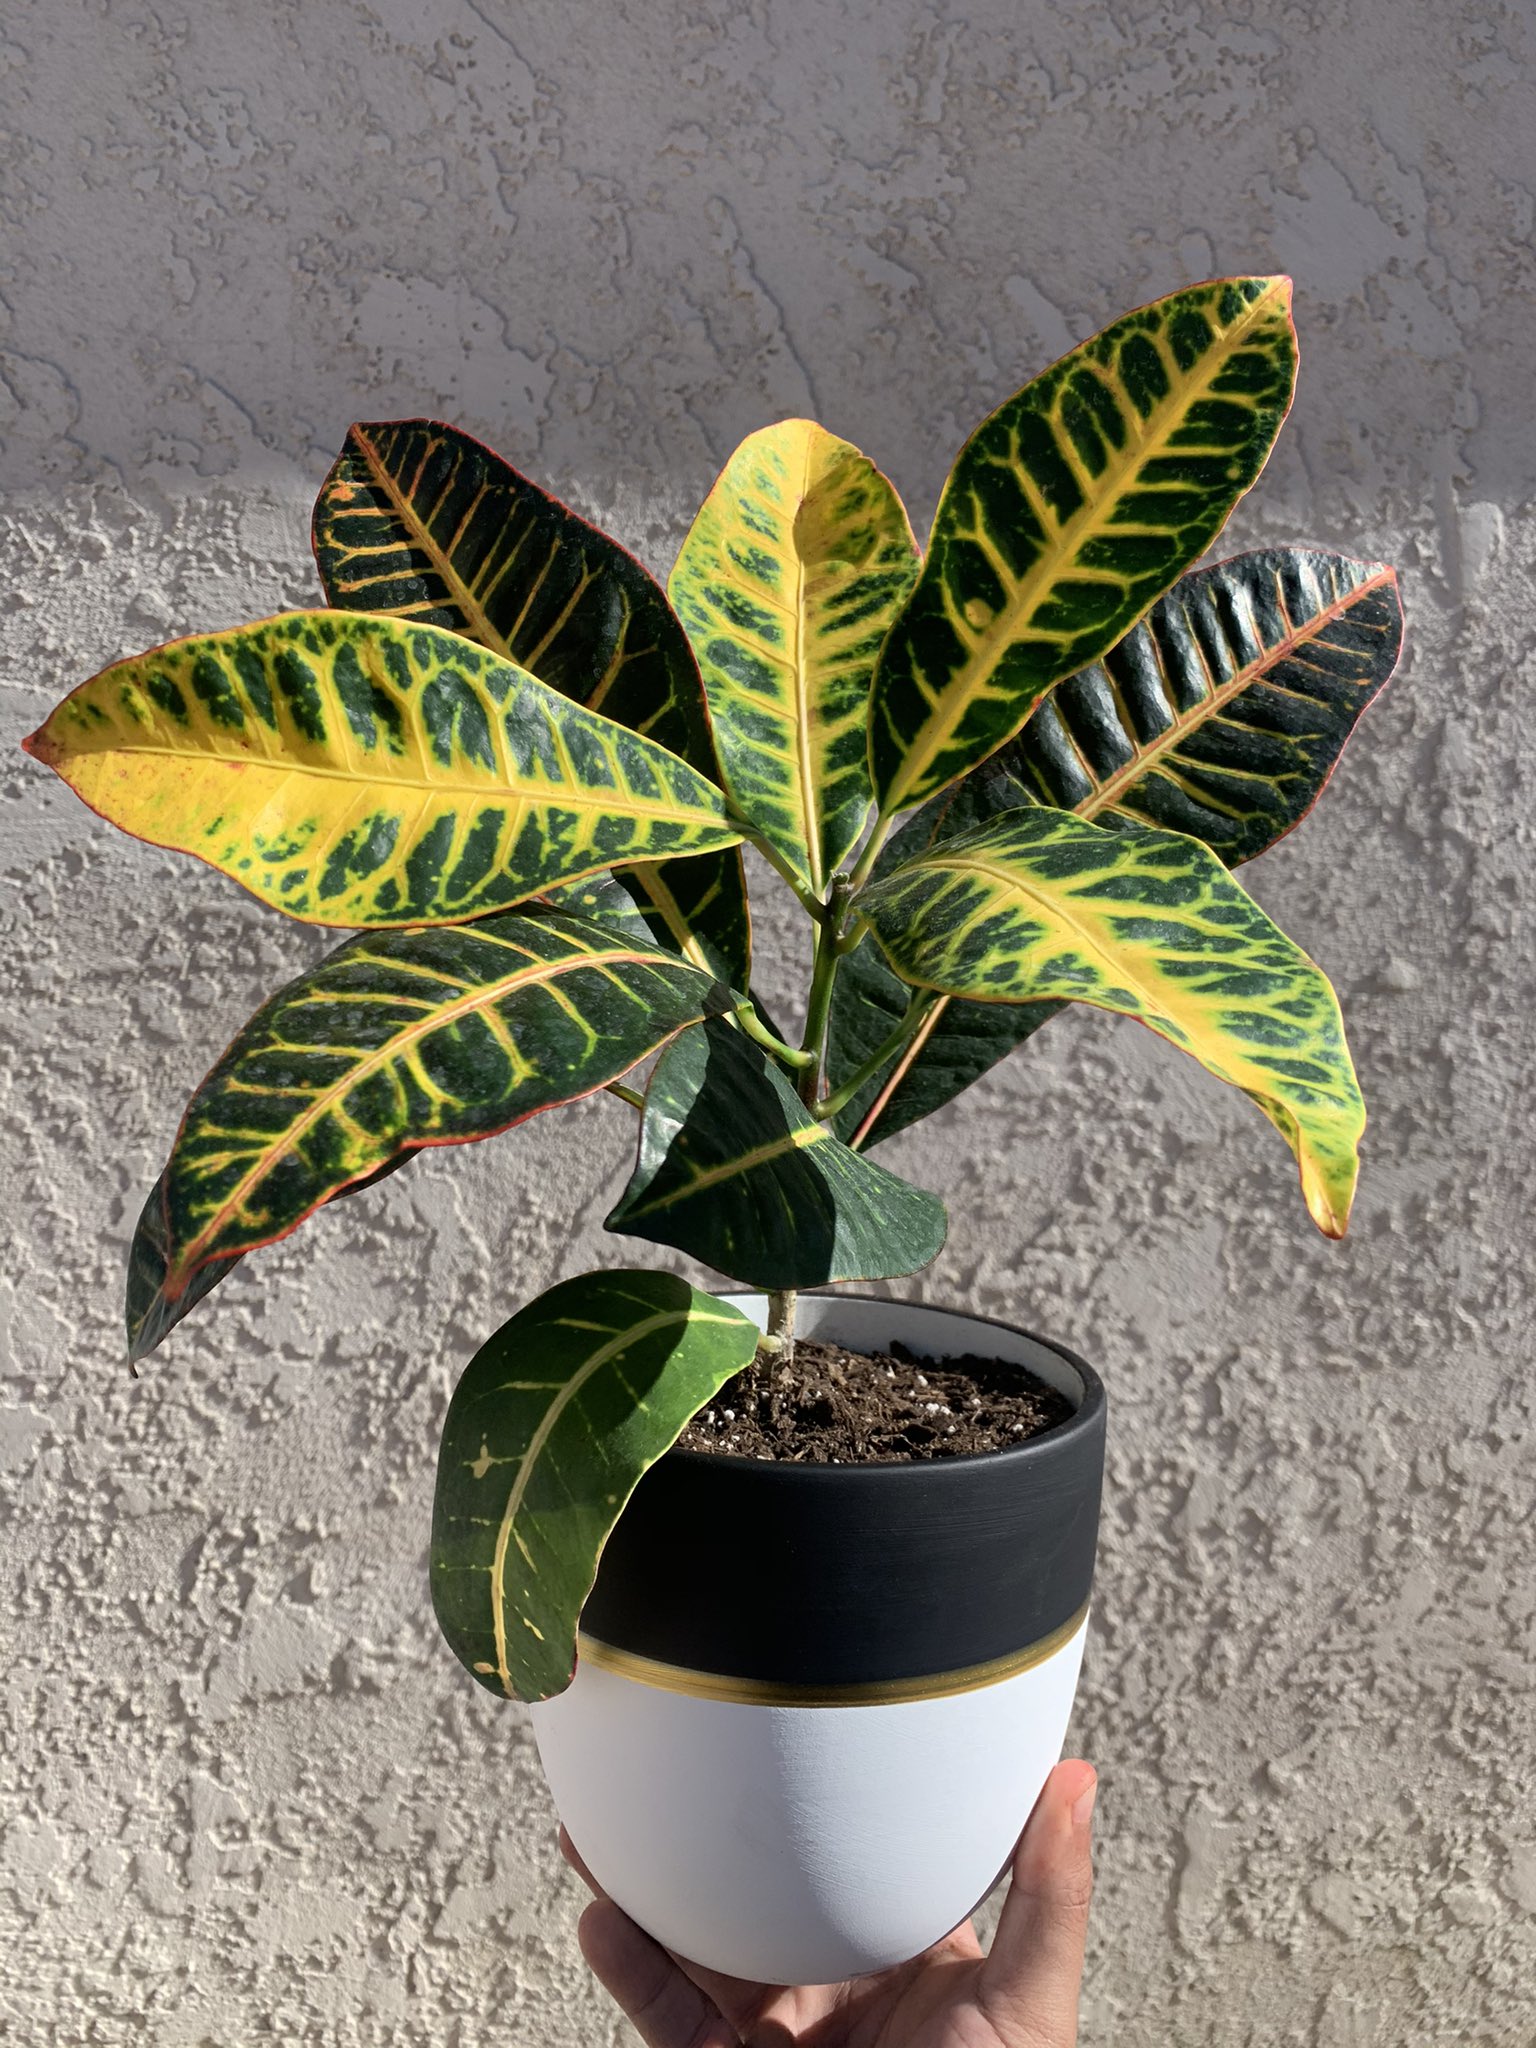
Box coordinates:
[576,1603,1089,1707]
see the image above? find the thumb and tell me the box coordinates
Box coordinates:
[978,1759,1096,2045]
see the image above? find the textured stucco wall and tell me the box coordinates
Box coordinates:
[2,2,1533,2042]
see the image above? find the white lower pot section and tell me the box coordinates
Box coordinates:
[531,1613,1087,1985]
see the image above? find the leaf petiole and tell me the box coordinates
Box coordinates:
[733,1000,817,1070]
[846,814,895,898]
[814,989,938,1123]
[739,824,826,920]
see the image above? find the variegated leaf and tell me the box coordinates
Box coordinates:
[126,1172,238,1363]
[1002,549,1403,862]
[856,810,1363,1236]
[313,419,713,762]
[670,420,919,891]
[868,278,1298,816]
[828,547,1401,1144]
[313,418,752,987]
[128,908,724,1360]
[606,1016,947,1285]
[25,612,739,926]
[432,1269,760,1701]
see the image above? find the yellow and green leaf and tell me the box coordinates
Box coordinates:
[606,1015,947,1285]
[670,419,919,892]
[24,612,740,927]
[313,419,714,764]
[868,277,1298,817]
[128,906,725,1359]
[313,417,751,984]
[855,810,1363,1236]
[432,1269,760,1701]
[828,547,1400,1146]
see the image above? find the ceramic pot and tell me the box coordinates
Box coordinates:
[529,1292,1105,1986]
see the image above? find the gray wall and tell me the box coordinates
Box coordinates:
[2,3,1532,2042]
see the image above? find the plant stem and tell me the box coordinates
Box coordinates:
[760,1286,797,1362]
[813,990,937,1123]
[849,995,951,1149]
[796,877,851,1106]
[846,813,894,898]
[734,998,817,1070]
[741,827,825,920]
[605,1080,646,1110]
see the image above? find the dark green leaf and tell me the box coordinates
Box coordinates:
[605,1017,948,1286]
[432,1269,760,1702]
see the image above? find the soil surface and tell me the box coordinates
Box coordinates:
[675,1337,1074,1463]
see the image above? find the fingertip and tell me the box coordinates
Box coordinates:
[576,1896,633,1978]
[985,1758,1097,2025]
[1017,1759,1096,1864]
[1058,1758,1098,1831]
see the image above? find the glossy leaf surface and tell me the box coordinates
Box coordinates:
[829,547,1400,1142]
[314,419,751,988]
[314,419,714,762]
[606,1016,948,1286]
[128,908,723,1360]
[432,1270,759,1702]
[857,811,1363,1235]
[826,944,1058,1148]
[25,612,739,926]
[1003,549,1402,862]
[868,277,1298,816]
[670,419,919,891]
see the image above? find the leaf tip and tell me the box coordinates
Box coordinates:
[1303,1160,1357,1241]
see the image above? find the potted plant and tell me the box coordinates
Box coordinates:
[25,276,1402,1987]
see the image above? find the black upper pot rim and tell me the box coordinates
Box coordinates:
[666,1288,1106,1482]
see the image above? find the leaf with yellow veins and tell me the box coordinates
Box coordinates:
[671,419,919,892]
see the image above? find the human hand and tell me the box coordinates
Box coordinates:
[561,1756,1097,2048]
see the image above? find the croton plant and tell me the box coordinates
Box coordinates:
[26,277,1402,1701]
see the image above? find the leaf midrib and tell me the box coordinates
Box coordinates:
[79,736,723,825]
[790,429,825,894]
[354,425,515,660]
[1082,564,1394,818]
[626,1119,827,1214]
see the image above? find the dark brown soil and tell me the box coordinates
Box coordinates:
[675,1338,1074,1464]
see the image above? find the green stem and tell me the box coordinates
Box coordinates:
[813,990,937,1123]
[846,813,895,898]
[605,1080,646,1111]
[796,875,852,1106]
[734,999,817,1070]
[741,826,826,920]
